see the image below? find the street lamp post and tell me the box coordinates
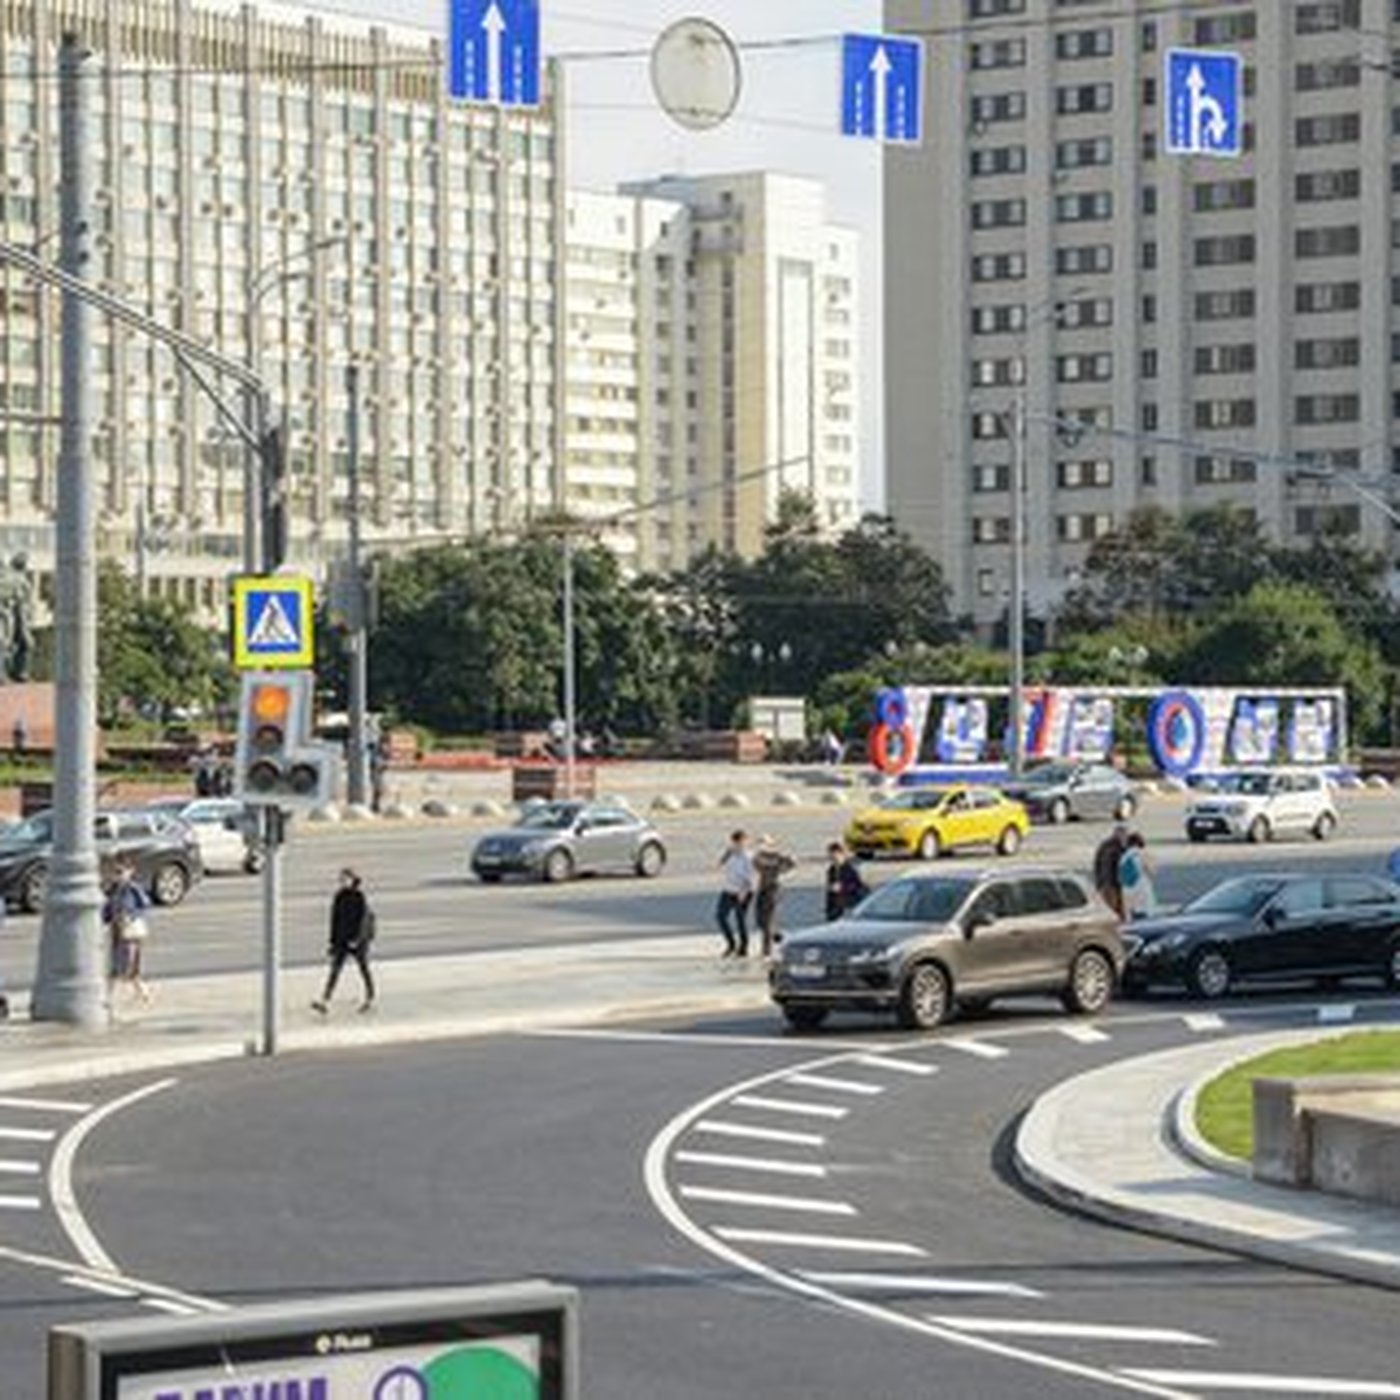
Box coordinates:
[1009,390,1027,781]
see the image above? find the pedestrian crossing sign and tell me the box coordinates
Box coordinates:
[232,576,315,670]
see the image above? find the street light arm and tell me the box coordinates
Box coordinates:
[173,351,265,455]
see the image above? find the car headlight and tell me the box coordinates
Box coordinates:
[520,840,551,856]
[846,946,891,965]
[1224,803,1248,816]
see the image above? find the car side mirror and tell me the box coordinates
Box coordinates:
[965,912,991,938]
[1262,906,1283,928]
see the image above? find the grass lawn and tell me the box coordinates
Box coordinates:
[1194,1030,1400,1161]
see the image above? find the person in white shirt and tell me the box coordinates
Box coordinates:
[716,830,756,958]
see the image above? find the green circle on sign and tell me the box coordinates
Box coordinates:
[423,1344,538,1399]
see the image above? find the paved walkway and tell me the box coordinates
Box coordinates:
[1016,1029,1400,1292]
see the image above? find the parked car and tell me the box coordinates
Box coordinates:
[770,868,1123,1032]
[0,808,204,913]
[470,800,667,884]
[1121,872,1400,999]
[144,797,262,875]
[1002,761,1136,825]
[844,784,1029,860]
[1184,768,1337,844]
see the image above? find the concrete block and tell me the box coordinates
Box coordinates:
[470,800,506,819]
[651,793,683,813]
[1252,1077,1312,1186]
[819,790,847,806]
[718,792,750,808]
[682,792,715,810]
[771,791,802,807]
[381,801,414,820]
[422,799,458,818]
[1366,774,1392,790]
[341,803,376,822]
[1309,1106,1400,1208]
[306,804,341,824]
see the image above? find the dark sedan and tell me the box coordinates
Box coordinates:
[1002,761,1136,825]
[1121,873,1400,999]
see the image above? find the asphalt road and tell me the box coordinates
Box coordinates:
[5,792,1400,990]
[3,995,1400,1397]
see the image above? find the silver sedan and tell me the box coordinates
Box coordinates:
[470,800,668,883]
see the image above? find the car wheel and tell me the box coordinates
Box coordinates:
[1188,946,1232,1000]
[1312,812,1336,842]
[1187,829,1207,844]
[1385,943,1400,991]
[1048,798,1069,826]
[635,841,666,878]
[897,962,951,1031]
[151,863,190,907]
[19,864,46,913]
[1062,948,1115,1015]
[782,1005,829,1032]
[243,850,265,875]
[542,848,574,884]
[916,829,941,861]
[1113,795,1136,822]
[476,872,503,884]
[1247,816,1270,844]
[958,996,993,1017]
[996,825,1022,857]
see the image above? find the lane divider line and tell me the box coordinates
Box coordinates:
[1120,1370,1400,1397]
[678,1185,856,1216]
[945,1040,1011,1061]
[0,1193,40,1210]
[675,1151,827,1179]
[1318,1004,1356,1024]
[852,1054,938,1076]
[930,1317,1215,1346]
[801,1271,1043,1299]
[1059,1025,1111,1045]
[62,1274,138,1300]
[784,1072,885,1096]
[0,1095,93,1115]
[1183,1013,1225,1033]
[713,1227,926,1256]
[0,1159,40,1175]
[693,1119,826,1147]
[730,1094,850,1119]
[0,1126,56,1143]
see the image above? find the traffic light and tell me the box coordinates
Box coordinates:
[259,422,288,572]
[234,671,341,808]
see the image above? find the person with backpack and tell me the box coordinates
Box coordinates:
[103,864,154,1003]
[825,841,869,921]
[312,868,377,1014]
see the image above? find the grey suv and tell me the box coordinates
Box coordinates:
[770,868,1123,1032]
[470,799,667,883]
[1003,762,1136,825]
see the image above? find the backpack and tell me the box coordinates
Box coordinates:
[357,907,377,947]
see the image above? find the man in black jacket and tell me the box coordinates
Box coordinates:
[312,868,376,1014]
[1093,823,1129,921]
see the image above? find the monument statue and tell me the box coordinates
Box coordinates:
[0,553,35,683]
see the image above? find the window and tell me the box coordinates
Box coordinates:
[1296,113,1361,146]
[1056,243,1112,274]
[1195,398,1257,429]
[1055,191,1112,222]
[1056,136,1112,169]
[1056,512,1114,541]
[1297,169,1360,201]
[973,515,1012,543]
[971,303,1027,334]
[1296,59,1360,91]
[972,251,1026,282]
[1297,1,1360,33]
[972,356,1025,386]
[971,145,1027,177]
[972,411,1010,440]
[1057,297,1112,328]
[970,37,1026,68]
[1196,288,1256,320]
[1194,178,1256,212]
[1195,343,1257,375]
[1055,28,1113,59]
[1296,225,1360,258]
[1057,459,1112,488]
[969,0,1026,15]
[1196,11,1256,43]
[1056,352,1112,382]
[971,91,1026,125]
[972,197,1027,229]
[1296,337,1360,370]
[1194,233,1256,266]
[1296,281,1360,313]
[1194,455,1258,484]
[1056,83,1113,115]
[1296,393,1359,424]
[1295,503,1361,534]
[974,463,1010,492]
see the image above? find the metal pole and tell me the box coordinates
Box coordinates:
[1009,390,1026,781]
[243,300,263,574]
[562,532,577,799]
[346,363,369,809]
[260,806,283,1055]
[32,35,105,1028]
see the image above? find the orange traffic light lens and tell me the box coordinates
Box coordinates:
[250,684,292,725]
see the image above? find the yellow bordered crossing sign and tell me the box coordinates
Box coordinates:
[232,576,314,670]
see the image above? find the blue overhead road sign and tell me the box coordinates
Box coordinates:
[841,33,922,145]
[447,0,540,109]
[1165,48,1242,157]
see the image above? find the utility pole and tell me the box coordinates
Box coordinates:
[562,531,577,799]
[345,363,369,809]
[1009,390,1027,781]
[32,35,105,1028]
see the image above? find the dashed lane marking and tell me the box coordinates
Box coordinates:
[0,1159,40,1175]
[945,1039,1011,1060]
[1318,1004,1356,1024]
[784,1072,885,1096]
[0,1193,40,1211]
[1183,1013,1225,1033]
[142,1297,205,1317]
[0,1095,92,1115]
[1121,1372,1400,1396]
[852,1054,938,1076]
[801,1271,1043,1299]
[0,1126,56,1143]
[931,1318,1214,1347]
[693,1119,826,1148]
[1059,1024,1111,1045]
[730,1094,851,1120]
[678,1185,856,1216]
[713,1227,927,1256]
[62,1275,138,1300]
[675,1151,827,1179]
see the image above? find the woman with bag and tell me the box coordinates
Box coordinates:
[103,864,154,1003]
[312,868,377,1014]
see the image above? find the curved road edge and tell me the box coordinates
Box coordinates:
[1012,1028,1400,1294]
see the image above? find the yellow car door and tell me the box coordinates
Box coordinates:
[935,790,977,851]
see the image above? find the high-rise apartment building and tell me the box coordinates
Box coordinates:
[886,0,1399,627]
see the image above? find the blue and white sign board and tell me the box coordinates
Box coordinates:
[841,33,922,145]
[232,576,314,670]
[447,0,541,109]
[1165,48,1242,157]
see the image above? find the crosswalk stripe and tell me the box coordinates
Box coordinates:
[945,1039,1010,1060]
[1318,1004,1356,1024]
[785,1073,885,1096]
[802,1271,1042,1299]
[1121,1371,1400,1396]
[675,1151,827,1179]
[0,1126,55,1143]
[851,1054,937,1077]
[1184,1013,1225,1033]
[0,1096,92,1115]
[931,1317,1213,1346]
[0,1193,41,1210]
[731,1094,850,1120]
[693,1119,826,1148]
[679,1185,856,1216]
[0,1160,40,1176]
[714,1227,927,1256]
[1059,1024,1111,1045]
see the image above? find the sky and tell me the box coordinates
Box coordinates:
[302,0,886,506]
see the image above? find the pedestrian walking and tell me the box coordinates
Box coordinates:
[103,864,153,1003]
[715,831,755,958]
[0,897,9,1020]
[821,727,845,766]
[825,841,869,922]
[752,834,797,959]
[1118,831,1158,921]
[312,868,377,1014]
[1093,822,1129,920]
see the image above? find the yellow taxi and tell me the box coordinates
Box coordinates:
[844,784,1030,860]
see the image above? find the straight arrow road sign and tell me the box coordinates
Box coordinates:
[1164,47,1242,157]
[447,0,540,109]
[841,33,922,145]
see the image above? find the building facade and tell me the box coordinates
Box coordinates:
[886,0,1400,627]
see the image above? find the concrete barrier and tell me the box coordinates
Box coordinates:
[771,791,802,807]
[718,792,750,808]
[422,799,459,818]
[682,792,715,810]
[470,800,506,819]
[341,803,376,822]
[306,804,341,824]
[651,794,683,813]
[381,801,414,820]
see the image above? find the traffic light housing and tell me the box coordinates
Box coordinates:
[234,671,341,808]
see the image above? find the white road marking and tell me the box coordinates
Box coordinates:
[0,1126,55,1143]
[784,1072,885,1096]
[1122,1372,1400,1396]
[62,1275,137,1300]
[675,1151,827,1179]
[0,1240,226,1315]
[932,1317,1213,1346]
[0,1095,92,1115]
[1183,1013,1225,1032]
[1059,1024,1111,1045]
[0,1159,40,1175]
[731,1094,850,1120]
[679,1185,856,1216]
[714,1227,927,1256]
[141,1297,205,1316]
[693,1119,826,1147]
[802,1271,1043,1299]
[851,1054,938,1077]
[0,1193,40,1211]
[944,1039,1010,1060]
[1318,1004,1356,1024]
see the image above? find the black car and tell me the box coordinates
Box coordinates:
[1002,762,1136,825]
[0,808,204,913]
[1121,873,1400,999]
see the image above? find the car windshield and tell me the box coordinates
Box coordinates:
[5,813,51,844]
[1216,772,1271,795]
[880,790,946,811]
[517,803,582,831]
[852,877,974,923]
[1024,765,1074,786]
[1185,877,1286,917]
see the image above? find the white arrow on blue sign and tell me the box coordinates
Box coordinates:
[1164,47,1242,157]
[841,33,922,145]
[447,0,541,109]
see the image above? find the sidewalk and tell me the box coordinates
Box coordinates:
[0,935,773,1091]
[1016,1029,1400,1292]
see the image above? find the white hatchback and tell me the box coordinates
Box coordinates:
[145,798,262,874]
[1185,768,1338,844]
